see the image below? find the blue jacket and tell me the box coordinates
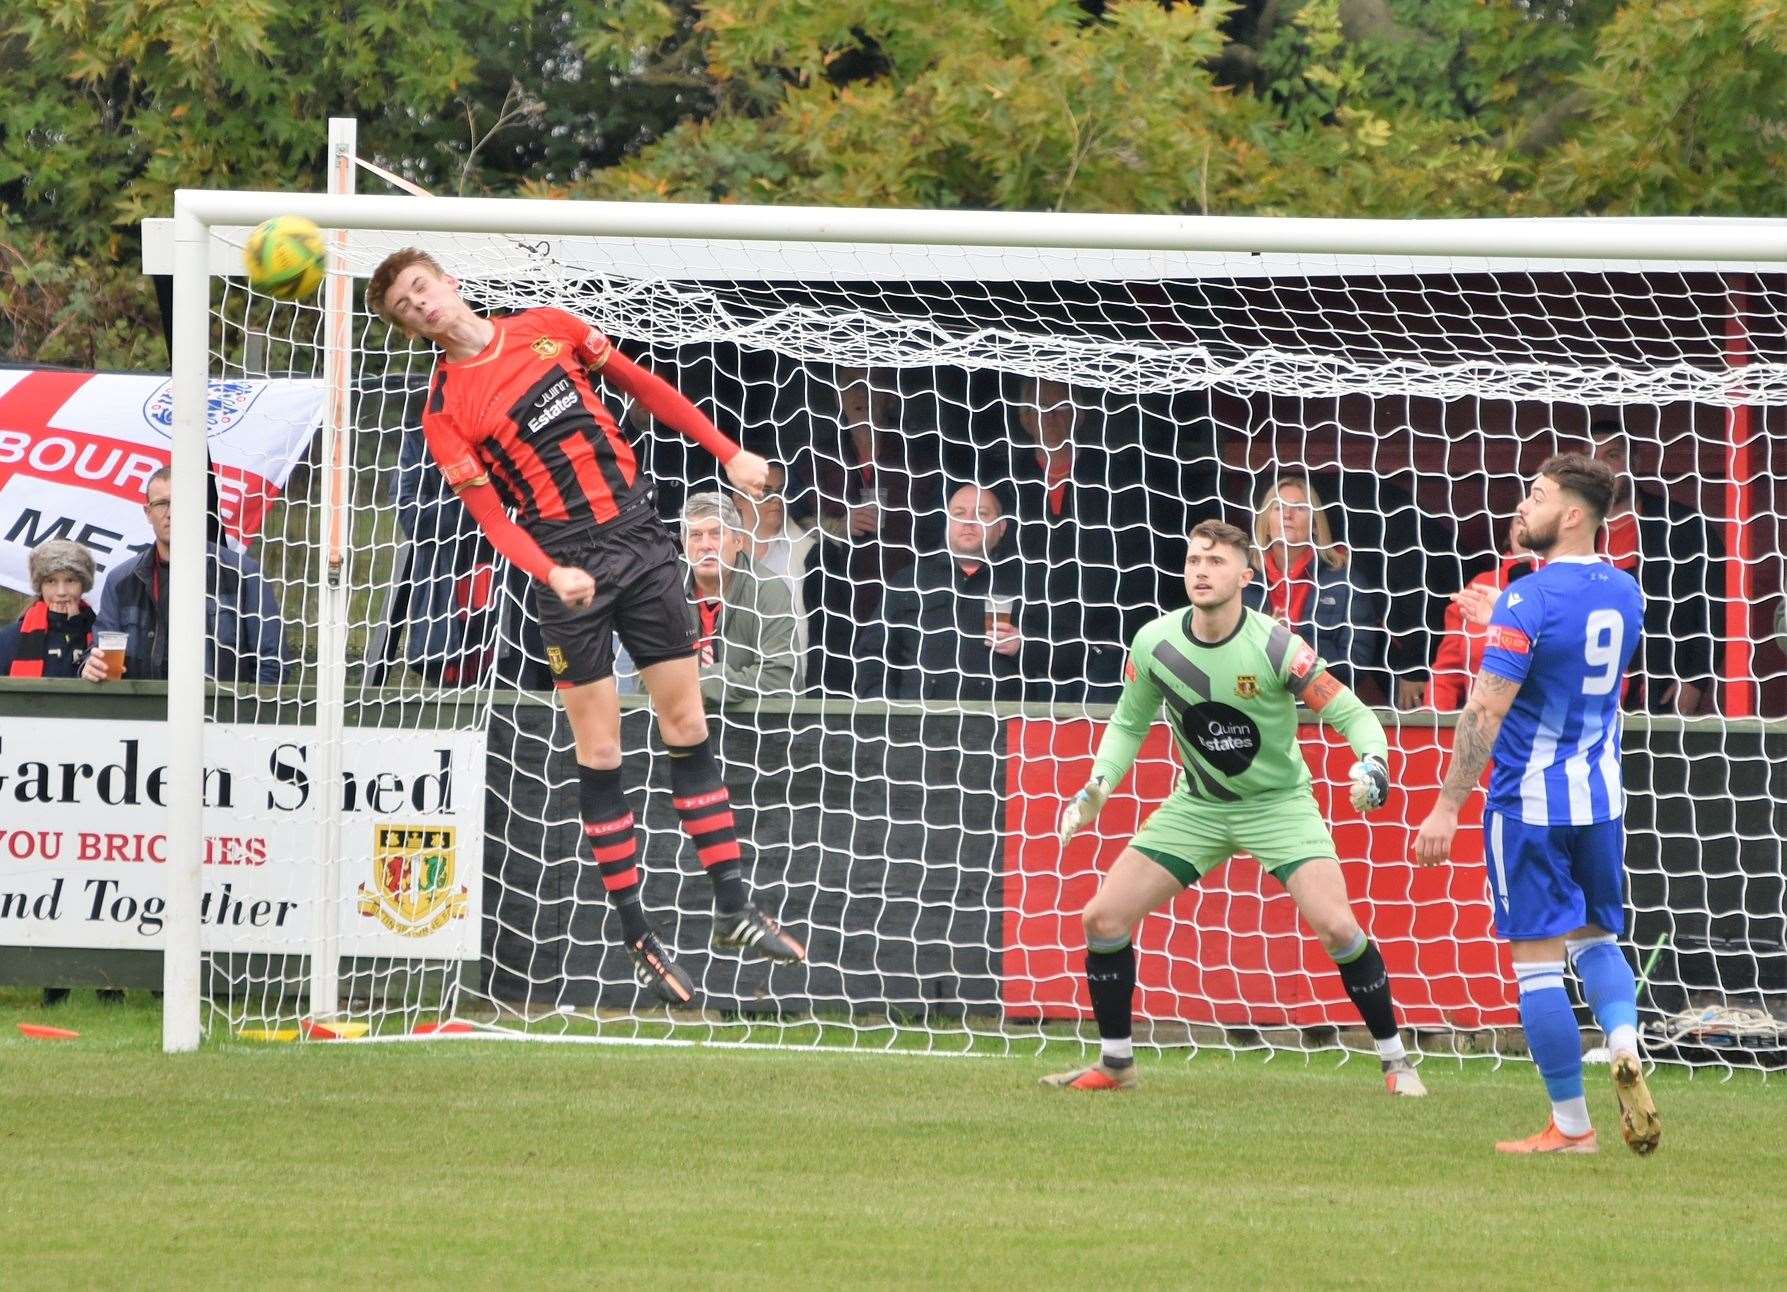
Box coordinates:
[96,543,288,684]
[1241,556,1384,689]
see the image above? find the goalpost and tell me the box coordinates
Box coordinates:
[160,180,1787,1066]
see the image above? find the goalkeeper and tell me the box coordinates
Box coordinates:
[1045,520,1425,1096]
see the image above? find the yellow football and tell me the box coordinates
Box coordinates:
[243,214,326,301]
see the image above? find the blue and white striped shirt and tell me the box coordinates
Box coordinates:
[1479,556,1644,827]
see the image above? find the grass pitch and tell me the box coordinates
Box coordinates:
[2,992,1781,1290]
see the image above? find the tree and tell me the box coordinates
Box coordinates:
[1536,0,1787,214]
[572,0,1583,218]
[5,1,1785,371]
[0,0,700,366]
[579,0,1254,214]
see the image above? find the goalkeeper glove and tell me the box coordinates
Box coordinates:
[1348,754,1391,813]
[1058,776,1111,845]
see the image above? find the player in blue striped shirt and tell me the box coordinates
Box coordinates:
[1415,454,1661,1156]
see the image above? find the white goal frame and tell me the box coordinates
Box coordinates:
[163,186,1787,1053]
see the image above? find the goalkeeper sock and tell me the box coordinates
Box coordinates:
[1085,935,1135,1069]
[579,765,650,944]
[1516,960,1590,1136]
[1332,932,1405,1061]
[667,737,748,914]
[1567,934,1641,1059]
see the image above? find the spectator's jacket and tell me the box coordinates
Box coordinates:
[1428,556,1541,710]
[1307,470,1464,687]
[1611,486,1722,710]
[97,543,288,684]
[855,547,1034,703]
[1241,552,1384,689]
[0,601,95,678]
[689,552,800,708]
[750,520,817,663]
[1007,444,1139,704]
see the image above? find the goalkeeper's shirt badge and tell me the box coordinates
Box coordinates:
[1234,674,1259,699]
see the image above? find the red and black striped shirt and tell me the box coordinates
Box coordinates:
[422,308,646,531]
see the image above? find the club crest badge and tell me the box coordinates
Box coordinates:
[359,825,468,938]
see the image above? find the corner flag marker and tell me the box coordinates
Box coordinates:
[17,1023,80,1041]
[299,1018,371,1041]
[411,1020,476,1037]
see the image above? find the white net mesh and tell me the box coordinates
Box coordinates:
[187,213,1787,1067]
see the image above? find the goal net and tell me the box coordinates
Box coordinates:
[162,190,1787,1069]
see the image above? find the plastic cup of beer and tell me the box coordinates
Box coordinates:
[97,631,128,680]
[985,596,1016,637]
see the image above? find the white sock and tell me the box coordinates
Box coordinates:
[1374,1034,1407,1063]
[1101,1038,1134,1065]
[1552,1096,1592,1137]
[1607,1024,1639,1060]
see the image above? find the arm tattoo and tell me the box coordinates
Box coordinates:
[1440,673,1519,808]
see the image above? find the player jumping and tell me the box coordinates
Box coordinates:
[1047,520,1425,1096]
[1415,453,1659,1156]
[367,250,805,1005]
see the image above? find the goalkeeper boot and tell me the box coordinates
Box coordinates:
[1382,1056,1428,1097]
[1039,1060,1138,1092]
[1494,1118,1598,1155]
[712,904,806,963]
[1611,1052,1661,1156]
[627,932,695,1006]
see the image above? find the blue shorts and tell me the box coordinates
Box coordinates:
[1483,810,1627,941]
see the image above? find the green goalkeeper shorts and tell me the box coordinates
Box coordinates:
[1131,788,1337,888]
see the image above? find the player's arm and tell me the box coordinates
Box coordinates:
[591,339,772,500]
[1413,590,1536,865]
[1302,667,1393,813]
[1059,647,1163,843]
[544,307,771,498]
[1281,636,1390,813]
[425,412,590,608]
[1434,669,1520,811]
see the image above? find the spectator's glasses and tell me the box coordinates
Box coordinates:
[145,499,172,513]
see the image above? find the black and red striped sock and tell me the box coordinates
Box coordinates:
[666,738,748,914]
[579,765,650,943]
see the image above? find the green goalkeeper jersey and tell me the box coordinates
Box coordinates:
[1089,606,1388,802]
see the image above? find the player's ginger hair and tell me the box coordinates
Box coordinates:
[366,248,447,326]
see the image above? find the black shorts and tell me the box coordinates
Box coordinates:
[533,510,697,688]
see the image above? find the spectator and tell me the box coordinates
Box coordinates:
[804,367,945,693]
[1004,377,1142,703]
[732,459,815,665]
[1130,391,1250,614]
[1240,475,1385,691]
[84,467,288,685]
[1301,468,1465,709]
[1590,421,1722,715]
[1424,529,1542,710]
[682,491,800,708]
[0,540,97,677]
[857,483,1035,703]
[386,417,500,686]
